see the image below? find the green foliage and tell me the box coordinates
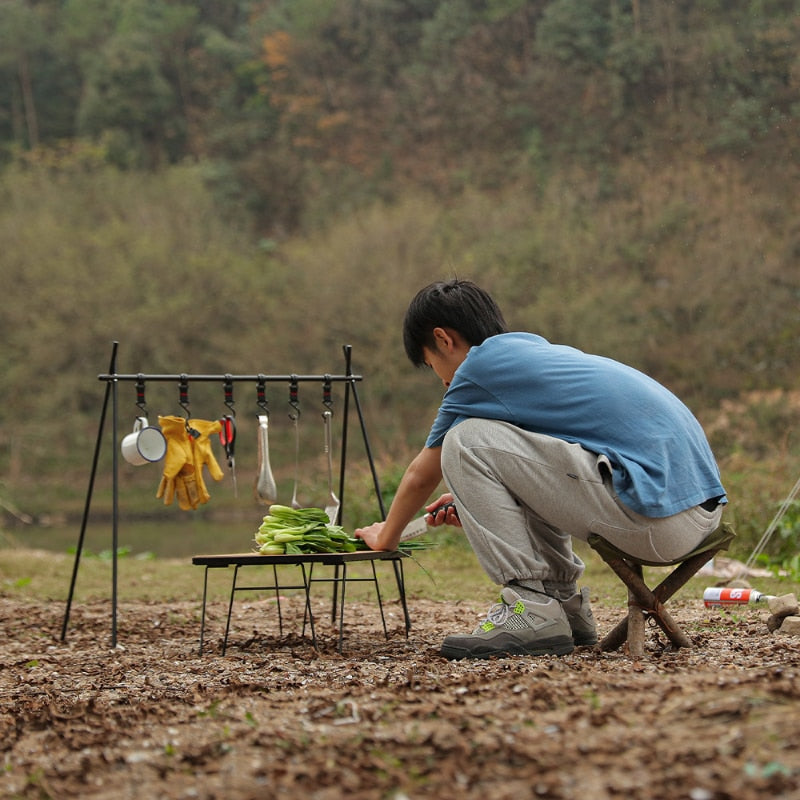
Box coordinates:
[535,0,610,68]
[77,36,179,167]
[763,500,800,578]
[4,1,800,229]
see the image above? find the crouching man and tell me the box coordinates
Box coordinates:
[356,279,726,659]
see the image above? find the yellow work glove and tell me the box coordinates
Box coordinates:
[188,418,224,505]
[156,416,201,510]
[173,462,203,511]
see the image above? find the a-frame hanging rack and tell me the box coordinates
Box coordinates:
[61,342,391,649]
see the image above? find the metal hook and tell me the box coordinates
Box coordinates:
[256,374,269,416]
[223,374,235,417]
[178,375,191,417]
[179,376,199,438]
[135,374,147,416]
[288,375,300,421]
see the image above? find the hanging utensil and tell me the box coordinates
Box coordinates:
[288,377,301,509]
[321,378,340,524]
[254,377,277,504]
[219,376,238,497]
[255,414,278,504]
[219,415,237,497]
[322,408,339,524]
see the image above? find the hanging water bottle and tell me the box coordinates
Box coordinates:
[703,587,774,607]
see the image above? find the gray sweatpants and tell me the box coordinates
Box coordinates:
[440,419,723,590]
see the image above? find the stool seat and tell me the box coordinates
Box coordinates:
[588,522,736,657]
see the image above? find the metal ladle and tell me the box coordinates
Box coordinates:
[288,379,301,509]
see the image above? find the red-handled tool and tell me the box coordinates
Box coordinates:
[219,414,237,497]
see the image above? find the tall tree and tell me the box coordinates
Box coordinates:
[0,0,47,148]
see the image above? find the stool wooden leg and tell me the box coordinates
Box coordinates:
[627,566,646,658]
[650,603,692,649]
[653,547,727,604]
[605,557,694,651]
[599,616,629,651]
[627,604,646,657]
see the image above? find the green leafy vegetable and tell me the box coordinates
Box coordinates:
[253,505,435,555]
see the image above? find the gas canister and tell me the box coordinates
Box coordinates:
[703,587,773,607]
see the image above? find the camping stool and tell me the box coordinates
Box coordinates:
[587,522,736,658]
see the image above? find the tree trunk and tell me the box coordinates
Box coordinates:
[18,50,39,149]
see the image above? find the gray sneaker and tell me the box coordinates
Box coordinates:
[561,587,598,646]
[439,587,574,660]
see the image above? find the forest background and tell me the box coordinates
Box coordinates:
[1,0,799,565]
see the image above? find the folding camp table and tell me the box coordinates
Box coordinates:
[192,549,410,655]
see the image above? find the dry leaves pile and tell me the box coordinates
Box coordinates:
[3,593,800,800]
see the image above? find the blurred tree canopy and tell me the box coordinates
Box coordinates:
[2,0,799,232]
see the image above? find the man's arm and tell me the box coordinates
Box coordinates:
[355,446,443,550]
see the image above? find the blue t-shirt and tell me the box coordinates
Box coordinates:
[426,332,726,518]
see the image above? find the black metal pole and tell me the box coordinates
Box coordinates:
[111,363,119,648]
[61,341,118,641]
[338,345,353,526]
[347,347,386,519]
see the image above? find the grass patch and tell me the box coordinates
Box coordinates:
[4,537,799,611]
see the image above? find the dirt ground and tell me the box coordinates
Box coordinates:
[3,590,800,800]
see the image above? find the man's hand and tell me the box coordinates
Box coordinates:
[425,493,461,527]
[354,521,389,551]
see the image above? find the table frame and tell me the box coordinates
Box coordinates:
[192,550,410,655]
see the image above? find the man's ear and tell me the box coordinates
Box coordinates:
[432,327,455,350]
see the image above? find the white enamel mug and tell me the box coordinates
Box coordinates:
[121,416,167,466]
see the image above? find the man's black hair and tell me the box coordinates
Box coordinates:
[403,279,509,367]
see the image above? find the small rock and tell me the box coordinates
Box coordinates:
[767,593,799,619]
[777,615,800,637]
[766,614,782,633]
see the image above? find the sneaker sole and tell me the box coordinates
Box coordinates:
[440,634,575,661]
[572,632,598,647]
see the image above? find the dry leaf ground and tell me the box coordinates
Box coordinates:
[3,590,800,800]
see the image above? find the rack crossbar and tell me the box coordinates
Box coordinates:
[98,373,362,383]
